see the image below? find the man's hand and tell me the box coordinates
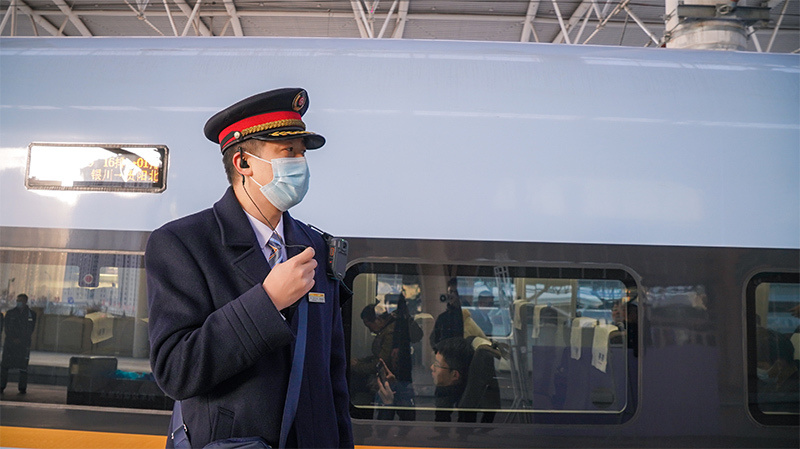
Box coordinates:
[376,359,397,404]
[262,246,317,311]
[377,377,394,405]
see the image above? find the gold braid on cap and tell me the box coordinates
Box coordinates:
[267,130,316,137]
[241,119,305,138]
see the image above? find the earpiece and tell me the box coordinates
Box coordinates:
[238,147,249,169]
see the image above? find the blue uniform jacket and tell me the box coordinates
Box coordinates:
[146,187,353,448]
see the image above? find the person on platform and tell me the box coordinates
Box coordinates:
[1,294,37,394]
[146,88,353,448]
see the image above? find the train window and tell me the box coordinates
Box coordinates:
[0,249,168,409]
[746,273,800,425]
[345,262,638,425]
[26,142,168,193]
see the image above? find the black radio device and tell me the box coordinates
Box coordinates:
[310,225,348,282]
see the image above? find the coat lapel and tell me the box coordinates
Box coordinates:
[213,187,269,285]
[283,212,315,260]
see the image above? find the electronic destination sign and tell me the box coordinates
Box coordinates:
[26,143,168,193]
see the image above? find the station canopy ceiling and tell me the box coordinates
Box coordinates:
[1,0,798,53]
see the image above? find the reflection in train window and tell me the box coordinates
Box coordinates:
[747,273,800,425]
[346,262,638,424]
[1,249,169,409]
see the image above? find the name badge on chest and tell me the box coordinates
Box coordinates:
[309,292,325,304]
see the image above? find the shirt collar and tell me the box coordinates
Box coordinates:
[244,211,285,250]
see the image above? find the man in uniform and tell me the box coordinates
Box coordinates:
[1,294,37,394]
[146,88,353,448]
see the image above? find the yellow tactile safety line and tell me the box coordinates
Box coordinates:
[0,426,167,448]
[0,426,428,449]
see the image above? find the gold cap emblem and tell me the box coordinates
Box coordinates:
[292,91,307,112]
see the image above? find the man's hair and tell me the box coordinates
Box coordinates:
[222,139,261,186]
[16,293,28,302]
[434,337,474,381]
[361,304,391,324]
[360,304,377,323]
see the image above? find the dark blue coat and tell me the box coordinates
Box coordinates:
[146,187,353,448]
[2,306,36,369]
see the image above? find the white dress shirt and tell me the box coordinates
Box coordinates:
[244,211,287,264]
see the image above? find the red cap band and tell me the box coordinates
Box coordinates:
[218,110,303,145]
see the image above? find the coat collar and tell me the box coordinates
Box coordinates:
[213,187,258,248]
[212,187,316,284]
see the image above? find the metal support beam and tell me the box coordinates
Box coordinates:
[57,14,68,34]
[521,0,541,42]
[6,8,664,29]
[553,0,592,44]
[52,0,92,36]
[180,0,202,36]
[583,0,629,44]
[747,25,763,52]
[172,0,212,36]
[391,0,409,38]
[124,0,165,36]
[623,4,660,45]
[222,0,243,37]
[350,0,373,38]
[377,0,398,39]
[27,10,38,36]
[3,0,61,36]
[591,0,607,22]
[12,1,794,53]
[574,2,597,44]
[767,0,791,52]
[551,0,572,44]
[162,0,178,36]
[0,0,16,35]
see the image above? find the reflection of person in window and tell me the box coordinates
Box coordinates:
[458,336,502,426]
[431,279,486,348]
[349,305,393,418]
[385,294,418,421]
[430,279,464,347]
[353,302,421,421]
[471,291,494,336]
[612,301,639,357]
[431,337,474,423]
[756,327,799,412]
[1,294,37,395]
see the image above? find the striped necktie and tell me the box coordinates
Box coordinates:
[267,233,283,268]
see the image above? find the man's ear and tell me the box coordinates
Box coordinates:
[451,369,461,382]
[232,149,254,178]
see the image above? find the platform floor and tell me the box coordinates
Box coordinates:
[0,382,67,404]
[0,351,152,406]
[27,350,152,372]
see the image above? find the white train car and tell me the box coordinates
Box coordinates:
[0,37,797,448]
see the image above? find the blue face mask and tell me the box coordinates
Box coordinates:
[246,153,310,211]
